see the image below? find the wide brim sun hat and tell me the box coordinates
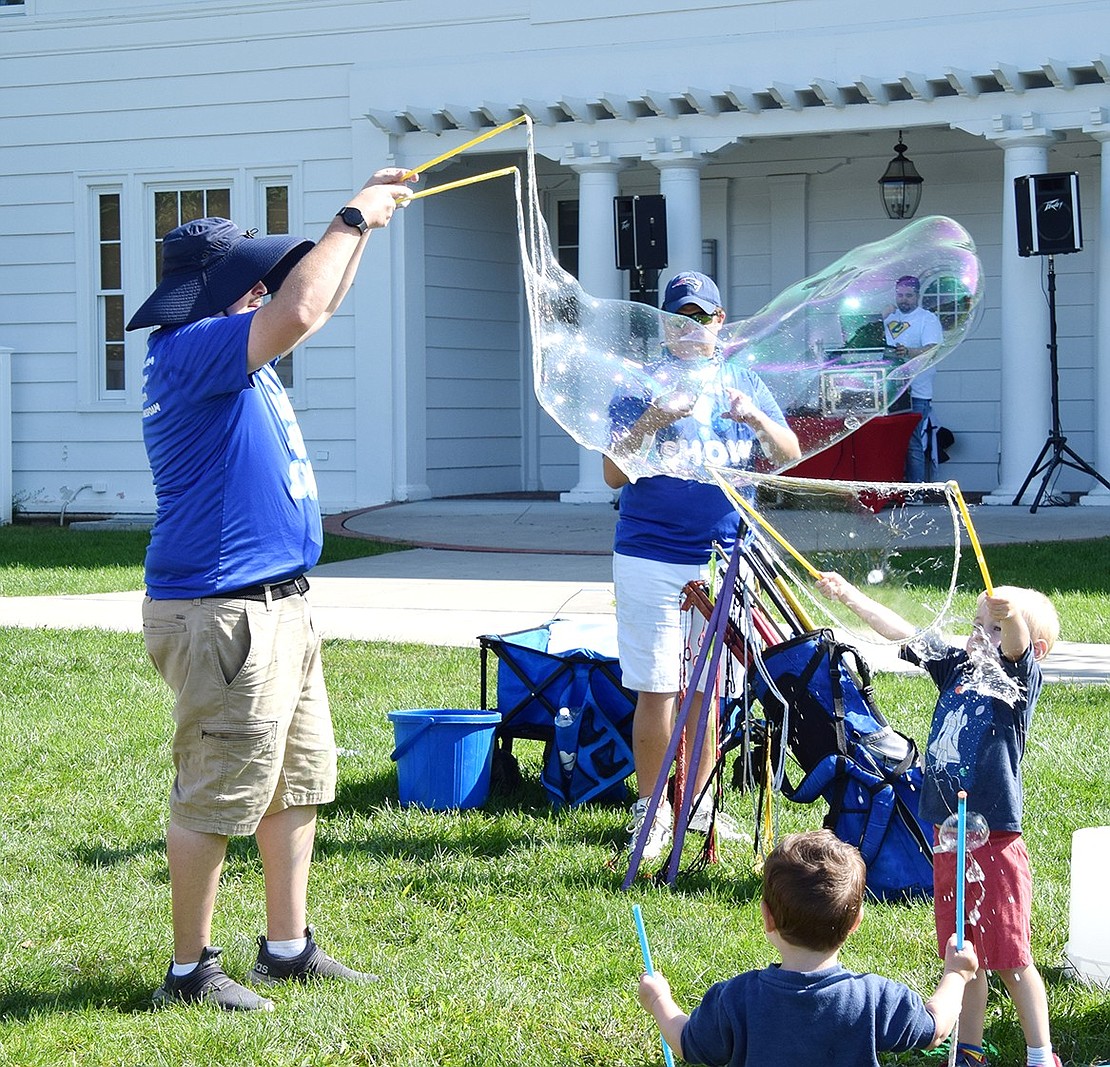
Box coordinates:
[125,217,314,331]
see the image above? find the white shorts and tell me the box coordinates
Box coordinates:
[613,552,719,694]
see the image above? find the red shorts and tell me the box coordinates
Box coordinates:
[933,830,1032,970]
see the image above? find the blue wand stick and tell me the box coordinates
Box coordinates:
[633,904,676,1067]
[948,791,969,1067]
[955,791,968,950]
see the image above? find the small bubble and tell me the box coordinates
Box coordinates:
[866,568,884,585]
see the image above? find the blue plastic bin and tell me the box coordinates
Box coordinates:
[388,709,501,811]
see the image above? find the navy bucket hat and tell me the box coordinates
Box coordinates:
[126,217,314,331]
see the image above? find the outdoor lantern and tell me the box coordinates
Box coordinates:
[878,132,924,220]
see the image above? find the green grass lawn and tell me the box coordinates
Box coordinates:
[0,523,402,598]
[1,528,1108,1065]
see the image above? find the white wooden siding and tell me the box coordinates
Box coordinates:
[0,0,1107,513]
[422,178,525,497]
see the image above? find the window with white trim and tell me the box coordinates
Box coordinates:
[96,192,125,394]
[261,182,296,389]
[556,199,579,277]
[82,174,302,407]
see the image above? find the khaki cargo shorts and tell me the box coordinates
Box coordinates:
[142,592,336,836]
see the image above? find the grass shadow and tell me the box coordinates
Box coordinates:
[0,972,163,1021]
[69,839,165,869]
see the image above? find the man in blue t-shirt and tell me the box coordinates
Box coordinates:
[602,271,800,859]
[126,170,414,1011]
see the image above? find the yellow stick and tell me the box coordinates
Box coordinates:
[401,115,528,180]
[947,480,994,595]
[718,480,823,582]
[773,575,815,632]
[401,166,517,202]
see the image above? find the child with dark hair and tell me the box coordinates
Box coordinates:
[638,830,977,1067]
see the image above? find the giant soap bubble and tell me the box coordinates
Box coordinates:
[503,119,989,644]
[516,131,982,486]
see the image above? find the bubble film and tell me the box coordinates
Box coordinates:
[507,120,988,645]
[936,808,991,854]
[706,469,966,644]
[516,123,983,486]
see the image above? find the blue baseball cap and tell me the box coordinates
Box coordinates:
[661,271,722,314]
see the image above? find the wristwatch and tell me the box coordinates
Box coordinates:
[336,206,368,234]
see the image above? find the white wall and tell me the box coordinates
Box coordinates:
[423,176,525,496]
[1,0,1107,513]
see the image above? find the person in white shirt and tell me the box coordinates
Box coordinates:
[884,275,943,483]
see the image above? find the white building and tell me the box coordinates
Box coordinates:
[2,0,1109,522]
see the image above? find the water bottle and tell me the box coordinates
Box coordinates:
[555,706,577,777]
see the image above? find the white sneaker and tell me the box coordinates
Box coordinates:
[687,800,748,843]
[627,797,672,860]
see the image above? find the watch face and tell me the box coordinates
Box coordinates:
[340,207,367,231]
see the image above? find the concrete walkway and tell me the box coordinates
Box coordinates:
[0,497,1107,684]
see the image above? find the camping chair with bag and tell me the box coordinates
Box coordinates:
[479,620,636,807]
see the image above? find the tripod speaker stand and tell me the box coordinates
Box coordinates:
[1012,254,1110,512]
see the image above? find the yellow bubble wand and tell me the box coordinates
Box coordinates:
[402,166,518,203]
[946,480,994,595]
[400,114,528,181]
[710,473,817,631]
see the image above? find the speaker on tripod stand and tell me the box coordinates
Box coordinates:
[1011,172,1110,511]
[1015,172,1082,256]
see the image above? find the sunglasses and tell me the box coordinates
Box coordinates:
[679,310,717,326]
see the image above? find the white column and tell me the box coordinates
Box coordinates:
[654,156,705,293]
[983,132,1059,505]
[560,158,623,503]
[1081,129,1110,505]
[353,123,406,506]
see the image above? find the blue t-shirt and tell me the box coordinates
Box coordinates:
[681,964,937,1067]
[610,361,787,564]
[902,643,1041,831]
[141,313,323,598]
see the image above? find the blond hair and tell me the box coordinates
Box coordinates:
[991,585,1060,655]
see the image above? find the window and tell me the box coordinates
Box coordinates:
[81,175,301,408]
[922,275,974,332]
[265,183,289,235]
[97,193,125,393]
[263,183,296,389]
[556,200,579,277]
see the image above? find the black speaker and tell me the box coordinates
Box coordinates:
[1015,172,1082,257]
[614,194,667,271]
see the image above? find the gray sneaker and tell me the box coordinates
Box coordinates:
[687,802,749,843]
[152,946,275,1012]
[627,798,673,861]
[248,927,379,986]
